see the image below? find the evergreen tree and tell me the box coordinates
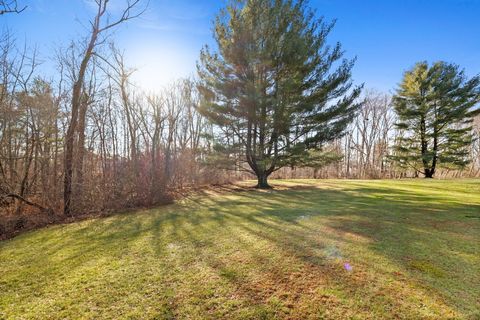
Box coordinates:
[392,61,480,178]
[197,0,362,188]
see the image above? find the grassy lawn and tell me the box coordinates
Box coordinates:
[1,179,479,319]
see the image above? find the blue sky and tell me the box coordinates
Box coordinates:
[2,0,479,92]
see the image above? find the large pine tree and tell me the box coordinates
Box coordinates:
[197,0,362,188]
[392,61,480,178]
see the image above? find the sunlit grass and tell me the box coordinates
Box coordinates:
[1,179,479,319]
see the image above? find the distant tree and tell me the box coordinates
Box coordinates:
[197,0,362,188]
[392,61,480,178]
[349,90,395,178]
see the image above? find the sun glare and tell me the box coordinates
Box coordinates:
[128,44,196,93]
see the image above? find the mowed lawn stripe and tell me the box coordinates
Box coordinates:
[1,179,479,319]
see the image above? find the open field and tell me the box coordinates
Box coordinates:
[1,179,479,319]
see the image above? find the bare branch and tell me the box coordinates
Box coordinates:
[98,0,148,33]
[1,193,53,214]
[0,0,27,15]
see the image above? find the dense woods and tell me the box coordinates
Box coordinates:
[0,0,221,235]
[1,0,479,237]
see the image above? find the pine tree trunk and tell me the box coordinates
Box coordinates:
[424,169,434,178]
[256,172,271,189]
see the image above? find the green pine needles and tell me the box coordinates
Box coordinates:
[392,61,480,178]
[197,0,362,188]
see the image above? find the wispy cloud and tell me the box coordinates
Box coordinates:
[135,20,210,35]
[31,0,58,15]
[165,6,210,21]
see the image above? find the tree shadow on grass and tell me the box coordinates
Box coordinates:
[54,184,476,317]
[2,182,479,318]
[181,185,480,318]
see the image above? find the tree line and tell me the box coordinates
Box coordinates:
[0,0,226,235]
[197,0,480,186]
[1,0,479,235]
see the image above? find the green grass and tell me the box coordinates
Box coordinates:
[1,179,479,319]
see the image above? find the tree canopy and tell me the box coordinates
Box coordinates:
[197,0,362,188]
[392,61,480,178]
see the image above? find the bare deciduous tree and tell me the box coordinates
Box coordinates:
[64,0,146,215]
